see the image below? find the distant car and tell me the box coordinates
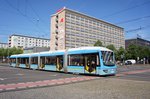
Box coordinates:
[125,59,136,65]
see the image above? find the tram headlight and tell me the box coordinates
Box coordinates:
[103,69,108,73]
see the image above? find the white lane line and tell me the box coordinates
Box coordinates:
[15,73,24,76]
[0,78,7,81]
[51,74,57,76]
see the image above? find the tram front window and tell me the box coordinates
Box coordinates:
[102,51,115,66]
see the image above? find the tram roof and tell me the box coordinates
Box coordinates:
[9,47,112,58]
[10,54,18,58]
[17,53,30,58]
[39,50,65,56]
[68,47,112,52]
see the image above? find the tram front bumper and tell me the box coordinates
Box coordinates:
[100,68,116,75]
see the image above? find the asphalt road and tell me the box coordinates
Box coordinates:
[0,65,80,84]
[0,64,150,99]
[117,64,150,81]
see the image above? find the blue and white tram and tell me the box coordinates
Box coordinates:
[9,47,117,76]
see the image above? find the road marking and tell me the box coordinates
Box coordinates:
[0,78,7,81]
[51,74,57,76]
[0,78,4,80]
[15,73,24,76]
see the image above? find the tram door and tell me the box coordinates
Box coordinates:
[56,56,63,71]
[40,57,45,69]
[85,54,98,74]
[17,58,21,67]
[25,58,30,68]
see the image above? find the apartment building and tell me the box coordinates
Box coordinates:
[8,34,50,48]
[0,43,8,48]
[50,7,125,50]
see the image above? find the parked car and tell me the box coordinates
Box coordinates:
[125,59,136,65]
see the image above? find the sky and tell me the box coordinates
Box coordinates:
[0,0,150,43]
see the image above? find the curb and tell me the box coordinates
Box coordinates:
[0,76,99,92]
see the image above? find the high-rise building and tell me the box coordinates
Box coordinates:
[8,34,50,48]
[50,7,125,51]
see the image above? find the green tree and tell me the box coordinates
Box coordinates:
[0,47,23,63]
[106,44,116,52]
[94,40,103,46]
[140,46,150,59]
[0,48,5,60]
[116,47,126,60]
[0,47,23,57]
[126,44,150,60]
[0,48,4,56]
[126,44,138,59]
[16,48,23,54]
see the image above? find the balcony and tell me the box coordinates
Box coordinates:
[55,41,58,45]
[55,24,58,28]
[55,30,58,34]
[55,35,58,39]
[56,18,58,23]
[56,15,58,18]
[55,46,58,50]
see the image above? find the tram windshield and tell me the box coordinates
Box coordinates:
[101,51,115,66]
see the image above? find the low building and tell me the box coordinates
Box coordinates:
[8,34,50,48]
[125,37,150,48]
[0,43,8,48]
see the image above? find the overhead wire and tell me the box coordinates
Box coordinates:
[102,0,150,18]
[115,15,150,25]
[5,0,49,38]
[27,1,47,26]
[126,24,150,33]
[27,0,49,38]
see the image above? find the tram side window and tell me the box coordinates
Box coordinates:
[45,56,56,65]
[20,58,29,64]
[17,58,21,64]
[68,54,84,66]
[11,58,16,63]
[20,58,25,64]
[45,57,50,65]
[26,58,29,64]
[31,57,38,64]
